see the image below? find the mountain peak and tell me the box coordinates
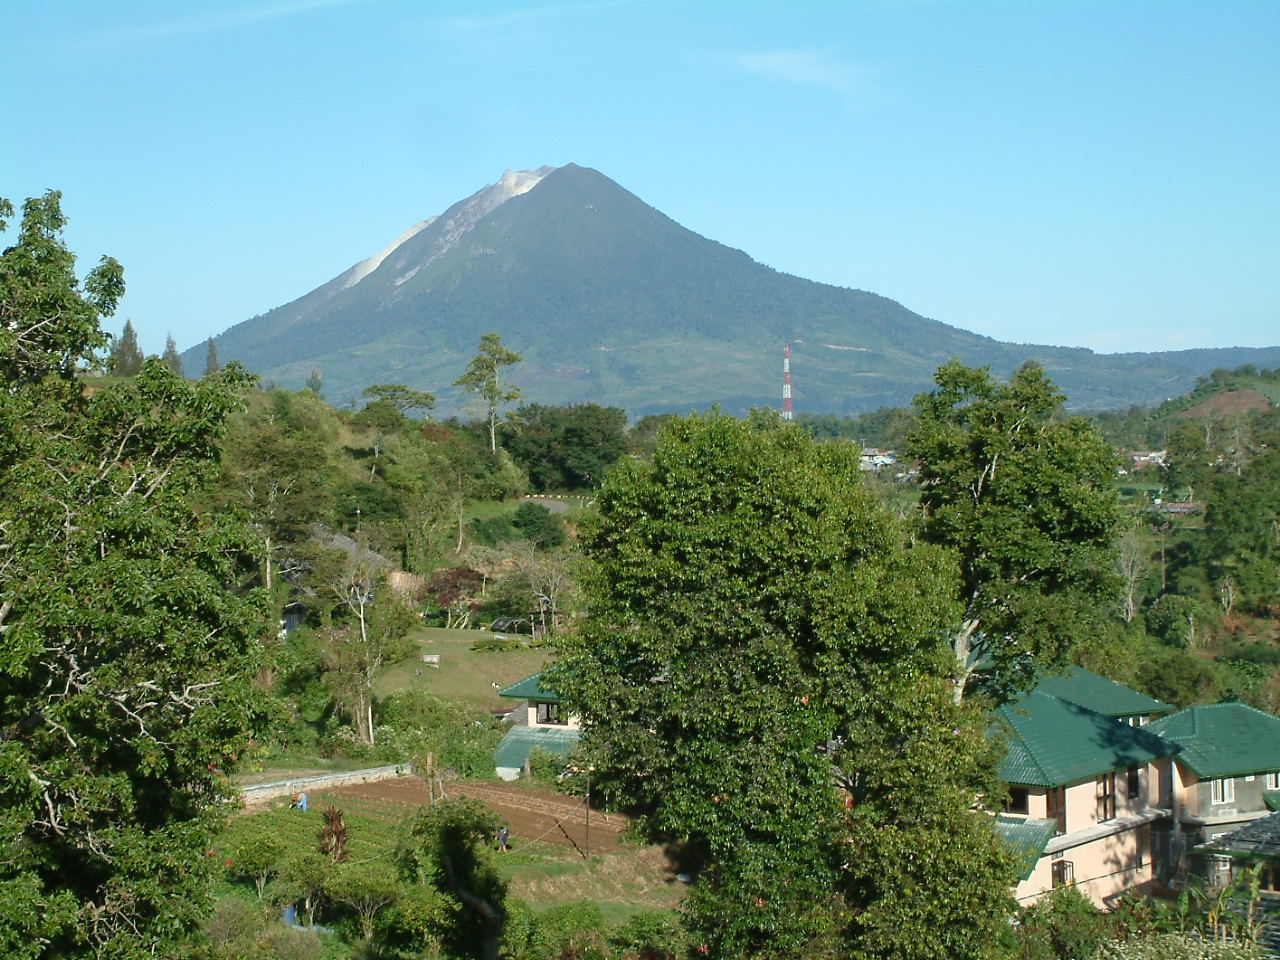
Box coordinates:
[189,165,1280,414]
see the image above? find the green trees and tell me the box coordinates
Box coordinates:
[506,402,628,491]
[362,382,437,417]
[557,412,1015,959]
[203,337,219,377]
[0,192,266,955]
[398,798,506,960]
[453,333,522,454]
[162,333,184,377]
[909,360,1120,702]
[107,318,144,376]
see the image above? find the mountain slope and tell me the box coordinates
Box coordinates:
[187,165,1280,414]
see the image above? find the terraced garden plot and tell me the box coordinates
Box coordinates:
[221,778,684,915]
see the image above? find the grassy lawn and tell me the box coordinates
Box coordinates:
[374,626,550,711]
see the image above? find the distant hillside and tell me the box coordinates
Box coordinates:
[186,165,1280,415]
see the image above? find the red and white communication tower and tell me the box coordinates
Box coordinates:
[782,343,793,421]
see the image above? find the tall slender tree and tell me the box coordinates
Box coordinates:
[162,332,183,377]
[107,318,144,376]
[453,333,522,454]
[203,336,219,377]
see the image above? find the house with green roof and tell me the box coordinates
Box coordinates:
[994,671,1179,906]
[1032,666,1170,725]
[492,671,580,781]
[1146,703,1280,883]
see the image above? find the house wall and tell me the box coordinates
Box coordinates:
[1015,826,1152,905]
[1013,760,1168,906]
[1055,765,1149,833]
[524,702,581,731]
[1192,770,1275,819]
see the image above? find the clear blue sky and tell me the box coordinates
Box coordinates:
[3,1,1276,356]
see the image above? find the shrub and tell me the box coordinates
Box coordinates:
[612,909,686,959]
[1095,933,1263,960]
[526,747,566,786]
[1015,886,1109,960]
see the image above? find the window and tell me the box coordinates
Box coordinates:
[535,701,565,725]
[1004,788,1029,815]
[1096,772,1117,822]
[1264,864,1280,893]
[1051,860,1075,887]
[1047,786,1067,834]
[1267,771,1280,790]
[1127,767,1141,802]
[1211,778,1235,805]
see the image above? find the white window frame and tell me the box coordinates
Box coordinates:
[1211,777,1235,805]
[1266,771,1280,790]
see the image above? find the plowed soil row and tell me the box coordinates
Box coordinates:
[316,776,628,854]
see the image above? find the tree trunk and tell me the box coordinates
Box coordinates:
[951,618,981,703]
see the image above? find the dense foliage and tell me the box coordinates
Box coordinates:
[558,412,1017,959]
[910,360,1121,702]
[0,192,267,956]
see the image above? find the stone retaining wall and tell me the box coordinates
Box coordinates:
[240,764,414,805]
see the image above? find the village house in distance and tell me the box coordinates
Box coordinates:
[493,672,580,781]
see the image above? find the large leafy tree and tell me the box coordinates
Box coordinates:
[909,360,1120,702]
[506,402,628,491]
[557,413,1015,960]
[0,192,266,956]
[453,333,522,455]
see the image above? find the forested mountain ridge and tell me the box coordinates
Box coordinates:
[184,165,1280,415]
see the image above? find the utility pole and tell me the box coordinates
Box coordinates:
[782,343,793,421]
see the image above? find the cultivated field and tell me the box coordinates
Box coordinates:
[227,775,684,917]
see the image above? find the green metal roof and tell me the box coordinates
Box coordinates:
[1146,703,1280,779]
[1033,667,1170,719]
[995,816,1058,880]
[498,672,563,703]
[997,690,1179,788]
[1196,811,1280,861]
[493,725,580,770]
[1265,792,1280,813]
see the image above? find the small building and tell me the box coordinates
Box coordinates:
[1195,810,1280,897]
[493,671,580,781]
[1146,703,1280,884]
[994,674,1178,906]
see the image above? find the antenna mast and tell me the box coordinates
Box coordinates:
[782,343,793,421]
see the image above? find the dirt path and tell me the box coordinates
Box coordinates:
[315,776,629,854]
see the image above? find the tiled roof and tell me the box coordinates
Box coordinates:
[1033,667,1169,718]
[995,816,1058,880]
[1196,811,1280,861]
[1146,703,1280,779]
[997,690,1178,788]
[498,672,563,702]
[493,725,580,770]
